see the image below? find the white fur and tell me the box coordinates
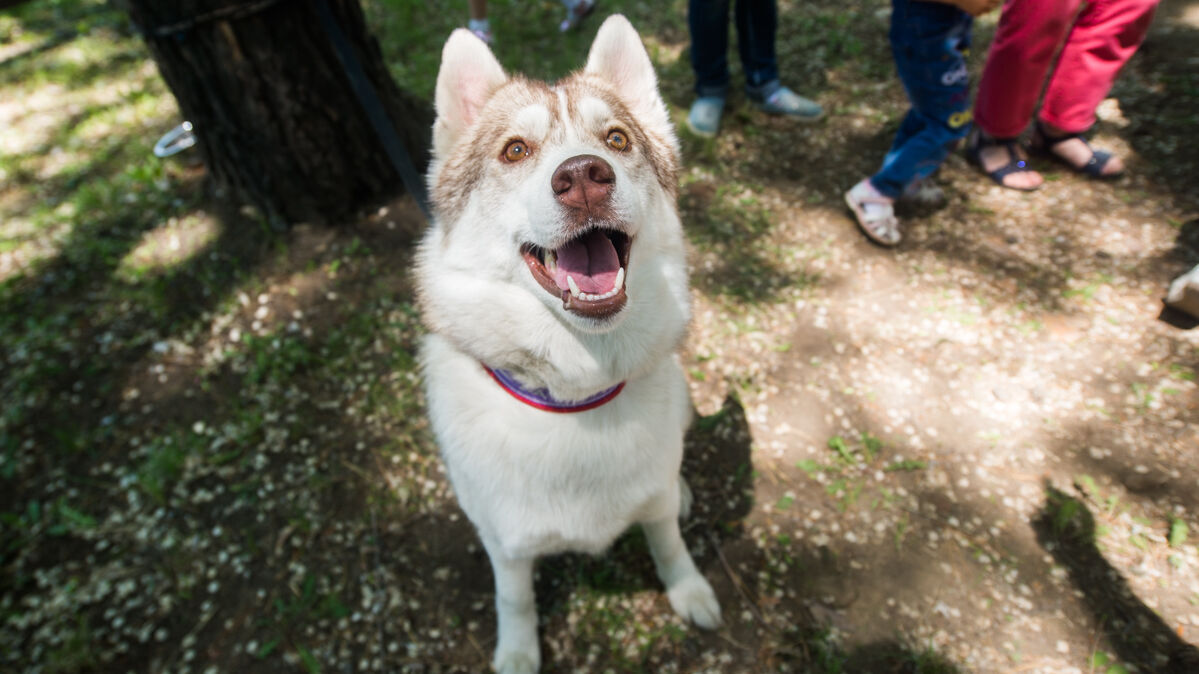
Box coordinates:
[513,104,552,141]
[432,28,508,161]
[417,15,721,674]
[582,14,675,153]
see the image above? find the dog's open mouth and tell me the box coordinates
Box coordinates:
[521,228,631,319]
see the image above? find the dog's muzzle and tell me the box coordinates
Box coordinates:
[520,155,631,320]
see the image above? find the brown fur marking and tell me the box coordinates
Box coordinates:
[431,72,678,227]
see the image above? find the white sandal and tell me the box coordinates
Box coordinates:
[845,179,900,247]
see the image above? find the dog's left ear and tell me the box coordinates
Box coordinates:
[584,15,672,138]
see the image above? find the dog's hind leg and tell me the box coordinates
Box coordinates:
[482,539,540,674]
[641,515,723,629]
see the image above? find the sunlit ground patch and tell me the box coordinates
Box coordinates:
[1183,2,1199,29]
[115,212,222,283]
[0,212,73,282]
[0,6,181,284]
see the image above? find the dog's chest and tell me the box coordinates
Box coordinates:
[472,423,677,556]
[422,336,691,557]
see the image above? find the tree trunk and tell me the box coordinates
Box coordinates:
[123,0,432,224]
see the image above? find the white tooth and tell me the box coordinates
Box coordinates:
[614,267,625,290]
[567,275,581,298]
[545,250,557,274]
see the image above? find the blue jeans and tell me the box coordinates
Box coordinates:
[689,0,779,99]
[871,0,974,199]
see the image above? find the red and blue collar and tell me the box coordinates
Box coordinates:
[482,364,624,413]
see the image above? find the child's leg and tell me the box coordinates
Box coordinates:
[871,1,974,199]
[732,0,779,91]
[467,0,492,43]
[974,0,1083,138]
[1039,0,1157,133]
[689,0,733,98]
[880,109,928,179]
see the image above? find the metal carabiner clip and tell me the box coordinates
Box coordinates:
[153,121,196,158]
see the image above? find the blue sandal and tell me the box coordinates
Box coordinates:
[967,129,1041,192]
[1030,122,1122,179]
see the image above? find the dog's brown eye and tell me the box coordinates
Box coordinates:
[503,140,530,163]
[606,130,630,152]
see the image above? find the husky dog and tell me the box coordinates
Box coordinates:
[416,15,721,673]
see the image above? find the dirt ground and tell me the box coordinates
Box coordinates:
[2,1,1198,673]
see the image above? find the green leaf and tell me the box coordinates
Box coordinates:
[796,459,822,475]
[695,408,728,432]
[56,502,97,530]
[256,639,279,658]
[1052,499,1081,534]
[297,645,321,673]
[827,436,854,463]
[1169,517,1188,548]
[861,432,882,459]
[1075,474,1098,497]
[776,495,794,510]
[884,460,927,472]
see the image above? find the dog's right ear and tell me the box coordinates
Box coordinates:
[584,15,672,144]
[433,29,508,159]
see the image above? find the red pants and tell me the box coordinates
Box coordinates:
[975,0,1159,138]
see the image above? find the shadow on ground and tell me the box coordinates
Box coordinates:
[386,393,967,672]
[5,0,1198,671]
[1035,484,1199,673]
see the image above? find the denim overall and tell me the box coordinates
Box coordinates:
[871,0,974,198]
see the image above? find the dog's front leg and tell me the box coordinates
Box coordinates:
[642,516,723,629]
[482,540,540,674]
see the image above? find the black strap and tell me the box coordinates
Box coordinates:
[310,0,431,220]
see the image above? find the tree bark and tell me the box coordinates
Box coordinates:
[123,0,432,224]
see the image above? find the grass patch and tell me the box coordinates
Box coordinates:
[796,433,924,514]
[135,430,207,505]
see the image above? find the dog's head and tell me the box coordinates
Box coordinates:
[423,15,683,335]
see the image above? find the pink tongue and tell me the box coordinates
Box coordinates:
[553,230,620,294]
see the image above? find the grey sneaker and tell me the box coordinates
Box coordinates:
[755,86,823,121]
[686,96,725,138]
[899,178,946,207]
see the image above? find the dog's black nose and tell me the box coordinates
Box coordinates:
[551,155,615,212]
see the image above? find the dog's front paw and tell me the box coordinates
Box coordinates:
[493,648,539,674]
[667,573,722,629]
